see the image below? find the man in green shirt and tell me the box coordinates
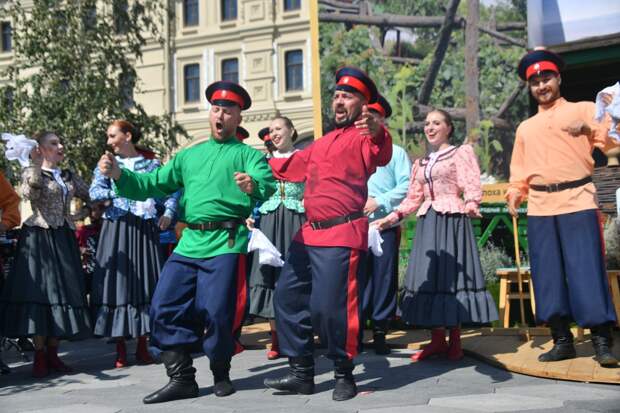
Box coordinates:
[97,81,276,404]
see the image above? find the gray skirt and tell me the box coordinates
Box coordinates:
[248,205,305,319]
[0,224,92,339]
[91,214,163,338]
[399,208,498,327]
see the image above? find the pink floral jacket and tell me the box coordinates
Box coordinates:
[385,144,482,225]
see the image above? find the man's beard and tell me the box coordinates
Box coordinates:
[333,106,361,128]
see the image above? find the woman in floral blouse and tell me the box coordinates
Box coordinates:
[248,117,305,360]
[0,131,92,378]
[89,120,176,368]
[375,110,498,362]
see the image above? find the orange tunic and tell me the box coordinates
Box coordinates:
[507,97,618,216]
[0,172,21,229]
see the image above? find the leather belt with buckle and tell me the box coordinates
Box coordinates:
[187,219,243,247]
[529,176,592,193]
[309,211,364,230]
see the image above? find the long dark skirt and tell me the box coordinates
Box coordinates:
[399,208,498,327]
[0,224,91,339]
[249,205,305,319]
[91,214,163,338]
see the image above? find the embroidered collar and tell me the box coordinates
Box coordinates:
[271,149,298,158]
[419,145,457,165]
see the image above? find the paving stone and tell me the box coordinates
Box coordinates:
[1,339,616,413]
[429,393,564,412]
[19,405,121,413]
[495,383,620,402]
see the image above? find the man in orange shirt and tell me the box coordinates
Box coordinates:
[507,49,618,367]
[0,172,20,233]
[0,171,20,374]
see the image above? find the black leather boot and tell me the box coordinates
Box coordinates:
[211,359,235,397]
[332,358,357,401]
[590,324,618,367]
[264,356,315,395]
[142,349,199,404]
[0,353,10,375]
[538,317,576,362]
[373,320,391,355]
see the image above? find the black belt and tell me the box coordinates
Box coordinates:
[529,176,592,193]
[309,211,364,230]
[187,219,243,247]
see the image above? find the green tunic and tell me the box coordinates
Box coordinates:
[114,137,276,258]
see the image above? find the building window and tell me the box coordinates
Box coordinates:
[82,5,97,31]
[221,58,239,83]
[120,71,135,109]
[1,22,12,52]
[183,64,200,103]
[285,50,303,91]
[113,0,129,34]
[221,0,237,21]
[3,88,13,111]
[183,0,199,27]
[284,0,301,11]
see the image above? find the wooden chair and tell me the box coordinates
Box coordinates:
[495,267,536,328]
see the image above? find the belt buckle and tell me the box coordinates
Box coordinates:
[310,221,321,230]
[547,183,560,193]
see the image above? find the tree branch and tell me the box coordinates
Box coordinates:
[478,24,526,48]
[318,13,525,32]
[417,0,460,104]
[495,84,526,119]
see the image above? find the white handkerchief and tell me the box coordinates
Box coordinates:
[595,82,620,143]
[134,198,156,217]
[368,226,384,257]
[1,133,38,167]
[247,228,285,267]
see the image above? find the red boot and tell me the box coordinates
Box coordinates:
[267,329,280,360]
[135,336,154,365]
[47,346,72,373]
[32,349,49,378]
[447,327,464,361]
[115,339,128,368]
[411,328,449,362]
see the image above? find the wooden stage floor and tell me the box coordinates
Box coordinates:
[240,322,620,385]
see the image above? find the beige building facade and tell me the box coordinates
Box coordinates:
[138,0,315,148]
[0,0,316,149]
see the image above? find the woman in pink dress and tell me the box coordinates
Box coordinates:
[375,109,498,362]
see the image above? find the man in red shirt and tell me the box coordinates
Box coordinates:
[264,67,392,401]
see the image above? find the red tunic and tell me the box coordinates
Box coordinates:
[269,125,392,250]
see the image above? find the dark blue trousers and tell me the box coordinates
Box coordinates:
[528,209,617,327]
[149,253,247,362]
[274,242,366,360]
[363,226,399,323]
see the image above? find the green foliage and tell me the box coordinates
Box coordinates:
[473,119,503,176]
[0,0,186,180]
[478,242,514,284]
[319,0,529,178]
[603,218,620,270]
[319,23,398,131]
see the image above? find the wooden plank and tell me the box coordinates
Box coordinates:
[317,12,525,32]
[567,357,596,382]
[481,327,550,336]
[478,25,526,47]
[417,0,460,104]
[464,0,480,136]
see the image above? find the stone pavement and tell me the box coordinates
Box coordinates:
[0,338,619,413]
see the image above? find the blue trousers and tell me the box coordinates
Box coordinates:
[274,242,366,360]
[363,226,399,323]
[149,253,247,362]
[528,209,616,327]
